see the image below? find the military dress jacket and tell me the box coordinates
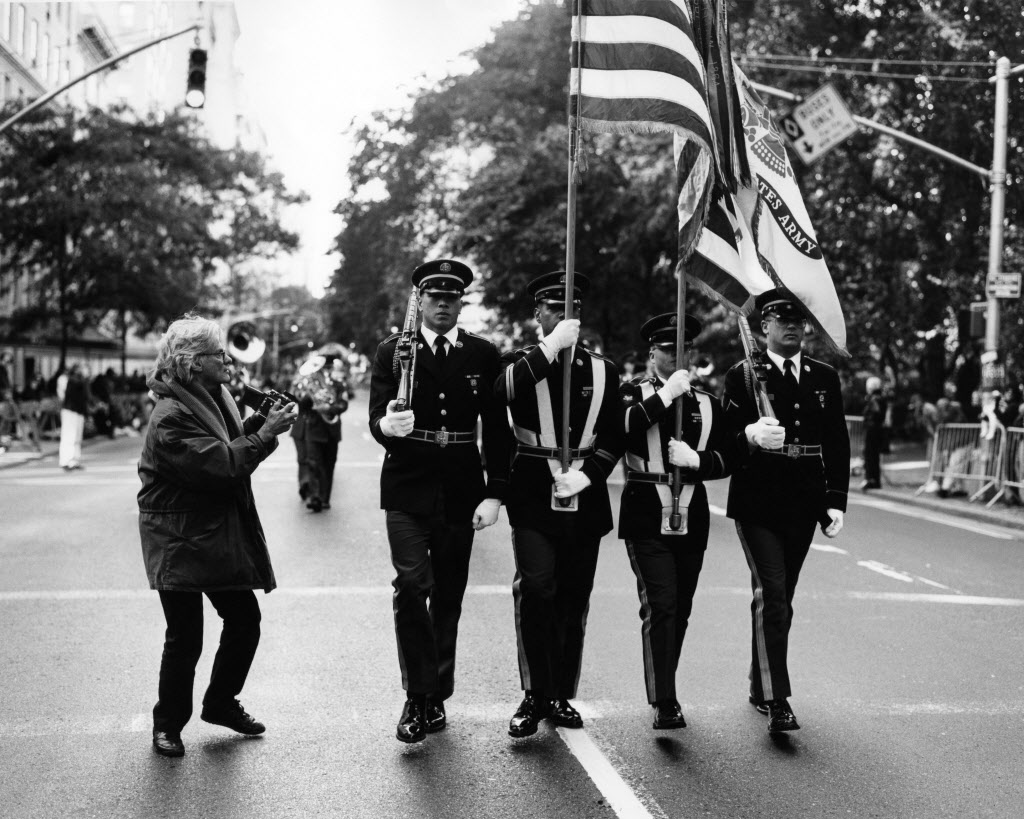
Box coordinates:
[495,344,624,538]
[369,327,510,523]
[618,376,733,540]
[722,355,850,527]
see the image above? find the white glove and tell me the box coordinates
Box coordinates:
[379,400,415,437]
[659,370,691,404]
[746,416,786,450]
[553,468,591,498]
[472,498,501,530]
[823,508,844,538]
[543,319,581,353]
[667,438,699,469]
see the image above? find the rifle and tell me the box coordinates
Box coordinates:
[737,315,776,420]
[394,286,419,411]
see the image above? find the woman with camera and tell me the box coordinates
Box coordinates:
[138,314,297,758]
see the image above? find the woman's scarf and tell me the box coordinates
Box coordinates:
[149,372,243,443]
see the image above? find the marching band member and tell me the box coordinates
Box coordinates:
[368,259,510,744]
[618,312,733,730]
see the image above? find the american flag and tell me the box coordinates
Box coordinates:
[569,0,720,258]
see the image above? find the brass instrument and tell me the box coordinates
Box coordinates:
[737,315,776,420]
[393,286,419,411]
[293,356,348,423]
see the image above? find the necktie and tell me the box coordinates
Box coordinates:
[434,338,447,370]
[783,358,798,389]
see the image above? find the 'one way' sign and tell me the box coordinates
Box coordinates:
[778,84,859,164]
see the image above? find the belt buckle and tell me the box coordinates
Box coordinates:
[434,429,449,447]
[786,444,801,458]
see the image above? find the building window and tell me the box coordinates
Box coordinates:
[28,17,37,64]
[2,4,10,42]
[42,32,49,80]
[14,4,24,55]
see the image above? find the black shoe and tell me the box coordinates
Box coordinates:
[299,484,309,501]
[424,698,446,733]
[549,699,583,729]
[152,729,184,757]
[766,699,800,734]
[749,695,769,716]
[200,699,266,735]
[860,480,880,491]
[306,497,323,512]
[508,693,551,738]
[652,699,687,730]
[396,697,427,744]
[322,502,331,510]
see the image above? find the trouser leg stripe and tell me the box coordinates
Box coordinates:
[625,541,658,703]
[736,522,773,701]
[510,528,532,691]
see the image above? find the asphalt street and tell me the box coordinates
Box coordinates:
[1,391,1023,818]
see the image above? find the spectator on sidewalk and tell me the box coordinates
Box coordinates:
[58,363,91,471]
[860,376,889,491]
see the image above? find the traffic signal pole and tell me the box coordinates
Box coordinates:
[0,23,200,138]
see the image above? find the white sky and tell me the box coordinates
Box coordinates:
[233,0,525,295]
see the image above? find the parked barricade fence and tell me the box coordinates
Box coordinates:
[0,393,148,455]
[846,415,864,474]
[996,426,1024,507]
[918,422,1005,505]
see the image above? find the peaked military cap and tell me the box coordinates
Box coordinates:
[754,288,804,321]
[641,312,703,348]
[527,270,590,304]
[411,259,473,294]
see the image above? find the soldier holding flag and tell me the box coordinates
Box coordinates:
[721,288,850,735]
[495,271,624,738]
[618,312,734,730]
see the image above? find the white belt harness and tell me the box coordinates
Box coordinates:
[625,382,712,511]
[513,354,606,481]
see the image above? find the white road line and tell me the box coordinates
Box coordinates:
[556,727,659,819]
[708,504,726,516]
[848,496,1018,540]
[915,576,951,590]
[811,543,848,554]
[848,591,1024,606]
[857,560,914,583]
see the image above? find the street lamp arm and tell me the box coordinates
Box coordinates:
[750,80,991,181]
[0,23,201,138]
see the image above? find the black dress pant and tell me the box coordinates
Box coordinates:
[625,534,706,704]
[153,590,261,733]
[306,440,339,504]
[386,510,474,700]
[735,517,816,703]
[511,521,601,700]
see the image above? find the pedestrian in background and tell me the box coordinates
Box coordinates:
[619,312,733,730]
[494,271,624,738]
[58,363,91,471]
[137,314,297,758]
[721,289,850,735]
[860,376,888,490]
[369,260,510,744]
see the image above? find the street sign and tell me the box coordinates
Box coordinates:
[986,272,1021,298]
[779,83,859,164]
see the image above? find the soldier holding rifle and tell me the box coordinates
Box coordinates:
[618,312,733,730]
[369,259,510,744]
[721,289,850,735]
[494,271,624,738]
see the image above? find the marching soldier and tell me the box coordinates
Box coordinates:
[721,289,850,734]
[494,271,624,738]
[619,312,733,730]
[368,259,510,744]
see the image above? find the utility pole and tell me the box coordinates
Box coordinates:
[0,24,201,138]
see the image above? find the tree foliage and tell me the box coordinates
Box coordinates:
[327,0,1024,400]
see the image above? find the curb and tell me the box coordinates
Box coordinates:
[855,486,1024,533]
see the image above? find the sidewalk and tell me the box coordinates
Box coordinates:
[5,431,1024,532]
[0,428,139,470]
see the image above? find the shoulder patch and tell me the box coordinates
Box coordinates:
[382,332,401,344]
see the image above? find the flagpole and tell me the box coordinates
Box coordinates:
[557,3,585,508]
[668,268,688,531]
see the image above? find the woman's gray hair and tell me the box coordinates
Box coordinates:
[153,313,223,385]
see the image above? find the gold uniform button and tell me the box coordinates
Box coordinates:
[440,409,447,416]
[795,420,801,427]
[794,403,800,410]
[439,393,446,400]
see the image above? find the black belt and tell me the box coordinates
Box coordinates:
[626,470,696,485]
[515,442,595,460]
[407,428,476,447]
[764,444,822,458]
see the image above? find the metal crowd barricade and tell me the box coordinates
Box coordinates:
[846,415,864,474]
[918,422,1005,504]
[995,426,1024,507]
[0,400,43,453]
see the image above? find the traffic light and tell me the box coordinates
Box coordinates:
[185,48,207,109]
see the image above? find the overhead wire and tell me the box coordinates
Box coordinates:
[738,58,994,84]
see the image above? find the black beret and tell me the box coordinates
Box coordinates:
[527,271,590,303]
[411,259,473,293]
[754,288,804,320]
[641,312,703,347]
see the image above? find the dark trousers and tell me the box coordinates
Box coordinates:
[153,590,261,733]
[306,440,339,504]
[294,437,310,499]
[863,431,883,485]
[735,518,816,702]
[625,535,706,704]
[511,523,601,700]
[386,510,474,700]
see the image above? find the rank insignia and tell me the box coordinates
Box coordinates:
[455,340,463,348]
